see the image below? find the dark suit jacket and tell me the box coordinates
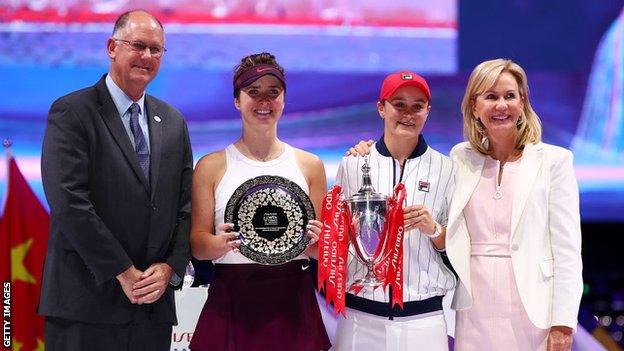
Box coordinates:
[38,75,193,324]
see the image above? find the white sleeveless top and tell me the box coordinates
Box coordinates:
[213,143,310,264]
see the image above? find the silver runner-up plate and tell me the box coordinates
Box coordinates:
[224,175,315,265]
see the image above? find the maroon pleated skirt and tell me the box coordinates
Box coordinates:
[189,260,331,351]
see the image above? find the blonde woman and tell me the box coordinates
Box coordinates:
[446,58,583,351]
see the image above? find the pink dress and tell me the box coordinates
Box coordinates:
[454,157,549,351]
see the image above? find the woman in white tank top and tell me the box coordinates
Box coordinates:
[189,52,331,351]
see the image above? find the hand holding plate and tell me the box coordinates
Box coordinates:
[216,222,241,255]
[306,219,322,245]
[304,219,322,258]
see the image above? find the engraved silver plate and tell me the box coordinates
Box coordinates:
[224,175,315,265]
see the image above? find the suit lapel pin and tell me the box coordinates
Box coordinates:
[154,116,162,123]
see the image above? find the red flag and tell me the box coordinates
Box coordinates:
[0,155,49,351]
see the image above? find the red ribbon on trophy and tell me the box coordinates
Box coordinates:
[373,183,406,308]
[318,186,349,317]
[318,182,407,316]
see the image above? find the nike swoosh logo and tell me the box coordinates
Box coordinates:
[301,264,310,271]
[256,67,272,73]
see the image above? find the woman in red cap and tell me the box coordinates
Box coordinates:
[189,52,331,351]
[334,71,456,351]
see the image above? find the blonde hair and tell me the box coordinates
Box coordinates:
[460,58,542,155]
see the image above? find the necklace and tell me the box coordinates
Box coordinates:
[239,141,283,162]
[494,162,503,200]
[494,183,503,200]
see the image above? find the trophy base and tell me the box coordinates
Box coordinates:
[351,277,383,289]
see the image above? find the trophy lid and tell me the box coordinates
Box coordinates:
[348,157,388,203]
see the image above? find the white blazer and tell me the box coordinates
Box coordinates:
[445,142,583,329]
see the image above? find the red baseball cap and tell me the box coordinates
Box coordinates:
[379,71,431,101]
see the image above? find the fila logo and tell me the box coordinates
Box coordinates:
[401,73,413,80]
[418,180,430,192]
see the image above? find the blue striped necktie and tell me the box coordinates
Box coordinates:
[128,103,150,180]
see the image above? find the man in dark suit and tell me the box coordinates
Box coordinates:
[38,10,192,350]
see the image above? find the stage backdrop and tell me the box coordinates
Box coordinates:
[0,2,622,218]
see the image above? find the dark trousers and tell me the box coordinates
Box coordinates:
[45,317,172,351]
